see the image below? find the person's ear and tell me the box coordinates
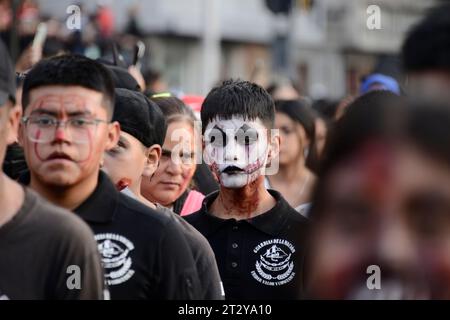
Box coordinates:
[263,129,280,178]
[6,104,22,145]
[267,131,280,164]
[142,144,161,178]
[105,121,120,151]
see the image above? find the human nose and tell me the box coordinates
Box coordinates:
[52,120,70,143]
[224,137,241,163]
[165,157,183,176]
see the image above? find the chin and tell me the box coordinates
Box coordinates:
[39,171,80,188]
[220,174,251,189]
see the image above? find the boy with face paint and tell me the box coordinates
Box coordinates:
[18,55,201,300]
[102,88,224,299]
[0,42,105,299]
[185,80,309,299]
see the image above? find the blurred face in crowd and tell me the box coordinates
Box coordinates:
[203,116,277,189]
[0,100,21,167]
[103,131,150,191]
[275,111,309,166]
[19,85,119,187]
[406,71,450,104]
[141,119,197,206]
[308,141,450,299]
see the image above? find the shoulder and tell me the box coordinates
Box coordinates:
[23,188,98,251]
[183,209,204,225]
[272,190,310,226]
[116,194,195,246]
[117,192,177,228]
[156,205,214,257]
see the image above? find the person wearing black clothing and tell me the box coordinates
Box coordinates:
[18,54,201,299]
[185,80,309,299]
[101,88,224,299]
[0,40,105,300]
[186,189,308,299]
[78,171,202,299]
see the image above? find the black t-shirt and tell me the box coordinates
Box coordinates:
[0,188,104,299]
[72,172,202,300]
[156,204,224,300]
[185,190,309,300]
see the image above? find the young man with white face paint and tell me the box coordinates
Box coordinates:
[185,80,309,300]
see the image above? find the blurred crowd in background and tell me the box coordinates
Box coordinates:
[2,0,450,300]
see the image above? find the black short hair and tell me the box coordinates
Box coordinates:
[22,54,115,118]
[275,99,319,172]
[201,79,275,133]
[402,3,450,73]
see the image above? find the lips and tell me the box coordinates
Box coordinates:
[222,166,244,174]
[161,181,181,187]
[46,152,73,161]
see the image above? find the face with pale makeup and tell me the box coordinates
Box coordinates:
[203,116,276,189]
[19,85,119,187]
[102,131,149,191]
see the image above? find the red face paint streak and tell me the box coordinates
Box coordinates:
[210,161,221,183]
[76,127,94,164]
[32,119,95,165]
[33,129,47,161]
[355,141,392,205]
[116,178,132,191]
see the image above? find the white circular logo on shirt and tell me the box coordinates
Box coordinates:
[251,239,295,286]
[95,233,135,286]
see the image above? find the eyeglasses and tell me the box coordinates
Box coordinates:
[21,116,108,144]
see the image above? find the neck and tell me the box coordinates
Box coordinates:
[210,176,276,220]
[277,158,307,182]
[0,173,25,227]
[30,171,99,211]
[130,180,157,209]
[129,179,143,199]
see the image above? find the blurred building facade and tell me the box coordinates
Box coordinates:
[37,0,435,98]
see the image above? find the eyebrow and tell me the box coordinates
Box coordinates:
[29,109,93,117]
[162,148,195,157]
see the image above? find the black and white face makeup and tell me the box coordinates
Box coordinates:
[203,116,271,188]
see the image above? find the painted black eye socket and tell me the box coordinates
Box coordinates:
[236,128,259,146]
[206,127,226,147]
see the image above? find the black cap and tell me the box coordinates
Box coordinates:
[0,39,16,106]
[96,58,141,91]
[113,88,167,147]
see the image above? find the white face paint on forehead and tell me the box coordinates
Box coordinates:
[203,116,270,188]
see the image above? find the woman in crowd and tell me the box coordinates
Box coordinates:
[266,99,318,217]
[141,95,204,215]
